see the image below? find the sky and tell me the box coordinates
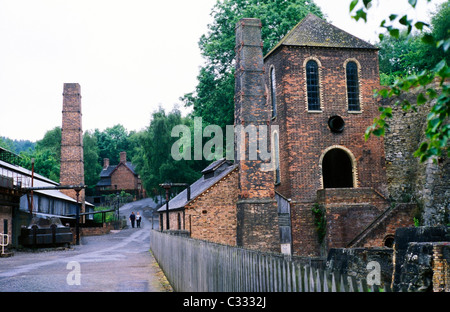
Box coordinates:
[0,0,445,142]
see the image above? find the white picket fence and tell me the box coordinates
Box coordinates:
[149,230,389,292]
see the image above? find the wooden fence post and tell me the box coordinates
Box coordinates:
[149,230,386,293]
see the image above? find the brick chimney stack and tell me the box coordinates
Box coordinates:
[120,151,127,164]
[60,83,85,211]
[103,158,110,169]
[234,19,278,252]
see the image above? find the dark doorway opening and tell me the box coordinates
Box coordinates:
[322,148,353,188]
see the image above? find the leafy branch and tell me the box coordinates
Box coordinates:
[351,0,449,162]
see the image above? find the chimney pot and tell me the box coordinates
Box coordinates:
[120,151,127,163]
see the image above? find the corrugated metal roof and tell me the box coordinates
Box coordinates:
[265,13,377,59]
[0,160,93,206]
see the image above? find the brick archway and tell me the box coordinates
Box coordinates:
[319,145,358,189]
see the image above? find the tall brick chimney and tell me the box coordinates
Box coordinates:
[60,83,85,212]
[234,18,278,252]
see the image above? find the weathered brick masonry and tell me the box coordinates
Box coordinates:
[383,89,450,226]
[110,152,140,191]
[60,83,85,210]
[185,168,239,246]
[158,15,430,260]
[263,14,390,256]
[234,18,279,252]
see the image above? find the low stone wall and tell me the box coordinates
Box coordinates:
[69,222,117,244]
[80,222,116,236]
[327,226,450,292]
[392,226,450,291]
[326,248,393,288]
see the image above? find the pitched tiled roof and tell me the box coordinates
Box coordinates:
[157,159,238,211]
[265,13,377,58]
[98,161,138,184]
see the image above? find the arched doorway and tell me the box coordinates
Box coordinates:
[322,148,354,188]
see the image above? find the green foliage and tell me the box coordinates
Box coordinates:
[18,149,60,182]
[133,107,206,198]
[11,127,103,190]
[16,127,61,182]
[312,203,326,244]
[93,206,116,223]
[354,0,450,162]
[0,137,35,153]
[183,0,324,136]
[94,124,137,164]
[83,131,102,196]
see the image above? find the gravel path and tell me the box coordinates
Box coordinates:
[0,203,171,292]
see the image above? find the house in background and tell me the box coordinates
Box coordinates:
[96,151,145,202]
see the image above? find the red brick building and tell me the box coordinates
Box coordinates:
[158,159,239,246]
[263,14,399,256]
[96,152,145,200]
[159,14,415,256]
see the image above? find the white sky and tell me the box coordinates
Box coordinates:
[0,0,445,142]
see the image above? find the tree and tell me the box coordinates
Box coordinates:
[135,107,205,199]
[94,124,133,164]
[182,0,324,132]
[19,148,60,182]
[17,127,61,181]
[36,127,61,162]
[354,0,449,162]
[377,2,450,85]
[83,130,102,195]
[0,137,35,153]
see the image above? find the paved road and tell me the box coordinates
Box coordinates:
[0,201,171,292]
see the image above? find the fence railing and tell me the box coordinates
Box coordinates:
[149,230,390,292]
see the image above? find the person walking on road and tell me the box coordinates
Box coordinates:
[129,212,136,228]
[136,212,142,228]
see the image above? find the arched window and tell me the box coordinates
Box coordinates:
[270,67,277,118]
[273,131,280,184]
[346,61,360,111]
[306,60,320,111]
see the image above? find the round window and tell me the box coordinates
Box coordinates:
[328,116,345,133]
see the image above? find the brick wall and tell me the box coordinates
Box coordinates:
[0,205,12,238]
[110,164,138,191]
[234,18,279,252]
[0,190,21,243]
[161,169,239,246]
[357,203,416,248]
[290,203,321,256]
[264,44,388,256]
[265,46,387,203]
[185,168,239,246]
[433,242,450,292]
[60,83,85,206]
